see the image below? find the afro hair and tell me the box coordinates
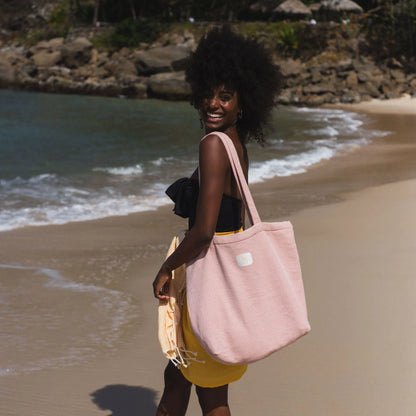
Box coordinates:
[185,25,282,144]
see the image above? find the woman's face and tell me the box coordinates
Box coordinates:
[199,86,241,134]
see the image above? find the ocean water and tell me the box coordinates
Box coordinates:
[0,263,138,376]
[0,89,388,232]
[0,89,389,377]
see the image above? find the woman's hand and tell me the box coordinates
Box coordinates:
[153,265,172,301]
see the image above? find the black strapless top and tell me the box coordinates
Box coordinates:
[165,177,242,232]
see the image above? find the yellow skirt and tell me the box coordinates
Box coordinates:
[180,228,248,388]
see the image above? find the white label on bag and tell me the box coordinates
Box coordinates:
[236,252,253,267]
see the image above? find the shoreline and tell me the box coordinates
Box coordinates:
[1,94,414,235]
[1,101,416,415]
[329,93,416,115]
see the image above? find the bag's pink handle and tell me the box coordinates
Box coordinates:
[200,132,261,226]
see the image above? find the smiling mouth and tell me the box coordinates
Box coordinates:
[206,113,223,121]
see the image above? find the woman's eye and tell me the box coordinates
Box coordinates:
[220,95,232,101]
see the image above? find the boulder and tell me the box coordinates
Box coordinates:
[357,70,372,83]
[131,81,148,99]
[340,89,361,103]
[303,81,337,94]
[278,58,304,77]
[60,37,93,68]
[147,71,191,100]
[32,50,61,67]
[345,72,358,88]
[135,45,191,76]
[336,59,354,72]
[16,63,38,80]
[157,30,195,48]
[0,47,27,66]
[309,67,322,83]
[49,66,72,77]
[360,81,380,98]
[390,69,405,83]
[0,56,15,85]
[31,37,64,52]
[304,92,336,106]
[104,53,138,80]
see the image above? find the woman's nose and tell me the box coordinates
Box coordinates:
[208,96,219,109]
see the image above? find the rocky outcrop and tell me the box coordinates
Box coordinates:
[147,71,191,99]
[276,54,416,105]
[0,34,195,99]
[0,28,415,104]
[60,37,93,68]
[135,45,191,76]
[0,55,15,86]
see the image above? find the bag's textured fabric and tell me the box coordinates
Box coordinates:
[186,132,311,365]
[180,291,248,387]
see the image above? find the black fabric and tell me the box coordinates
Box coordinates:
[165,177,242,232]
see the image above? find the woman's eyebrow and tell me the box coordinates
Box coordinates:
[220,89,235,94]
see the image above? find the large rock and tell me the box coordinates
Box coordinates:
[336,59,354,72]
[278,58,304,77]
[345,72,358,88]
[147,71,191,100]
[135,45,191,76]
[104,52,138,81]
[340,89,361,103]
[30,37,64,53]
[303,81,337,94]
[60,37,93,68]
[390,69,406,83]
[16,63,38,81]
[32,50,61,67]
[359,81,381,98]
[0,56,15,85]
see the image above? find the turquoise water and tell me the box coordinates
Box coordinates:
[0,89,387,231]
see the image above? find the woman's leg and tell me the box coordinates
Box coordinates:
[156,361,192,416]
[195,384,231,416]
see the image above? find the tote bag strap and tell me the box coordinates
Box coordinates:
[201,132,261,226]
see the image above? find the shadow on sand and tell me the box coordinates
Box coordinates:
[91,384,158,416]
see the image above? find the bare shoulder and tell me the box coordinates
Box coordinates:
[200,133,222,146]
[199,133,227,155]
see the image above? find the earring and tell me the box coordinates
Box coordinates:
[238,110,243,120]
[200,118,204,129]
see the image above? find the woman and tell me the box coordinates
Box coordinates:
[153,26,281,416]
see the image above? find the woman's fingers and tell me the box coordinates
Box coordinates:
[153,271,171,300]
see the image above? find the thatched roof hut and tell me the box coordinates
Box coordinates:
[309,3,322,13]
[274,0,312,17]
[320,0,363,14]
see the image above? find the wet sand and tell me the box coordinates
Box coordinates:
[1,100,416,415]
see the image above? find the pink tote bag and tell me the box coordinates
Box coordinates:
[186,132,311,365]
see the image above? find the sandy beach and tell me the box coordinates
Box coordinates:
[1,97,416,415]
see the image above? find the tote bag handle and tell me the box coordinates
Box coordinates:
[201,132,261,226]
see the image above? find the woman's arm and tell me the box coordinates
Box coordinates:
[153,134,229,300]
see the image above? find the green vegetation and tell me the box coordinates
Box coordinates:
[365,0,416,59]
[92,18,165,49]
[1,0,415,62]
[277,25,300,54]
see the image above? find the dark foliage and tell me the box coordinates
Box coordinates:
[363,1,416,61]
